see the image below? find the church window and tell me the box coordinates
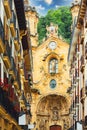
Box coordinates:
[49,58,58,74]
[50,79,56,89]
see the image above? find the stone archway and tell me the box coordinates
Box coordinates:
[36,94,70,130]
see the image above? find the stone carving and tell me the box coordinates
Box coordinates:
[52,107,59,121]
[46,23,58,37]
[39,119,46,130]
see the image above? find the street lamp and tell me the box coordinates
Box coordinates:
[26,102,31,111]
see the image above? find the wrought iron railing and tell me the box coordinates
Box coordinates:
[10,10,16,29]
[10,57,17,76]
[16,71,21,89]
[5,40,11,59]
[80,55,85,72]
[85,43,87,59]
[80,88,84,103]
[0,87,19,122]
[15,28,19,41]
[75,95,79,104]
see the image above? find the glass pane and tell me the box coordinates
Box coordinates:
[50,79,56,89]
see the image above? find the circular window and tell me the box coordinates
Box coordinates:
[50,79,56,89]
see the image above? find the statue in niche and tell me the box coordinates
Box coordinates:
[52,107,59,121]
[51,59,56,72]
[50,59,58,73]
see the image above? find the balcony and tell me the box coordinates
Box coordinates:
[75,95,79,107]
[75,46,80,57]
[72,77,77,89]
[18,53,21,62]
[80,55,85,72]
[69,105,75,115]
[0,18,5,53]
[14,80,19,90]
[0,87,19,122]
[75,69,80,82]
[14,29,20,51]
[4,0,12,19]
[80,30,84,44]
[10,10,16,37]
[20,61,24,75]
[85,80,87,95]
[9,57,17,79]
[85,13,87,28]
[3,40,11,69]
[85,43,87,60]
[14,71,21,90]
[80,88,84,103]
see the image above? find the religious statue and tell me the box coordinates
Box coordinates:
[50,59,56,73]
[46,23,58,37]
[52,107,59,121]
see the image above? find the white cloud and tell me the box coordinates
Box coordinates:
[55,5,60,9]
[44,0,53,5]
[35,5,45,10]
[36,0,43,1]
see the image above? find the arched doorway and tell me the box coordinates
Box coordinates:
[50,125,61,130]
[36,94,70,130]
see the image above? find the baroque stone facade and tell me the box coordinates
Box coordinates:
[27,7,71,129]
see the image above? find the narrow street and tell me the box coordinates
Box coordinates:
[0,0,87,130]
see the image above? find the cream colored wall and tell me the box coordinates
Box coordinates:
[28,11,38,47]
[31,36,71,129]
[71,5,79,25]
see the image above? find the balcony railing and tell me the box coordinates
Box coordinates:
[16,71,21,89]
[75,44,80,57]
[80,88,84,103]
[10,10,16,28]
[75,69,79,82]
[80,28,84,44]
[85,11,87,28]
[15,28,19,41]
[69,104,75,114]
[10,10,16,36]
[0,18,5,44]
[80,55,85,72]
[5,40,11,60]
[9,0,12,10]
[0,86,19,122]
[75,95,79,106]
[85,43,87,59]
[11,57,17,76]
[85,80,87,95]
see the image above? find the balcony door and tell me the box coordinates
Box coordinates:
[50,125,61,130]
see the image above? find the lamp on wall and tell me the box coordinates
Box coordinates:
[26,102,31,111]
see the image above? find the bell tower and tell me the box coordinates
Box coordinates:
[70,0,80,26]
[26,6,39,47]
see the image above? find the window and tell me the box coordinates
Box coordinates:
[49,58,58,74]
[50,79,56,89]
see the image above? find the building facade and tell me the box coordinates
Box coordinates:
[68,0,87,129]
[0,0,33,129]
[25,5,71,130]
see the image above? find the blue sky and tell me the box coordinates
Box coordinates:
[30,0,72,16]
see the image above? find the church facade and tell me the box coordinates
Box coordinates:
[26,6,71,130]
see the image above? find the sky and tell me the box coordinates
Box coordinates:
[29,0,72,16]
